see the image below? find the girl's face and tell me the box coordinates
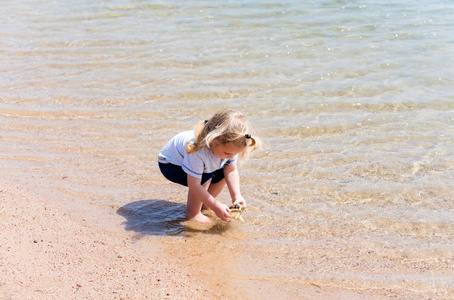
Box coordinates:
[211,143,245,159]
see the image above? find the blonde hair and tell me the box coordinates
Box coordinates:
[186,109,261,160]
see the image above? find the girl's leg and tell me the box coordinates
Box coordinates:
[207,178,226,198]
[186,179,213,223]
[201,178,226,211]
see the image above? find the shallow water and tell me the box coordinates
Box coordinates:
[1,0,454,298]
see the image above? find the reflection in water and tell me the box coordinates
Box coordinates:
[117,200,232,237]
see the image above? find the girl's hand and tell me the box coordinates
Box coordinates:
[213,202,232,222]
[233,196,246,207]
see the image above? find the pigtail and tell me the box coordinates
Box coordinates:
[185,141,197,154]
[186,120,208,154]
[239,135,261,160]
[248,136,260,152]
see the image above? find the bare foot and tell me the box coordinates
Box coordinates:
[186,212,212,223]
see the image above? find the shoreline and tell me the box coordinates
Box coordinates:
[0,179,207,299]
[2,177,450,300]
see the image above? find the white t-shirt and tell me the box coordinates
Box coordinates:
[158,130,237,178]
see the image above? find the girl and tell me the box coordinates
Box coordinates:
[158,109,260,223]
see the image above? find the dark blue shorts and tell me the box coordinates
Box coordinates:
[158,162,225,187]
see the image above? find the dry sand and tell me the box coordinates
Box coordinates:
[0,179,208,300]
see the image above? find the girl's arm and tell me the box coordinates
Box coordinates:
[224,163,246,206]
[187,175,232,222]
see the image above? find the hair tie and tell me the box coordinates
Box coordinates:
[245,134,251,139]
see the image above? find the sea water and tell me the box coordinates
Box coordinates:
[1,0,453,298]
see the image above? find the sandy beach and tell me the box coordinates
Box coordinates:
[4,176,451,300]
[0,179,208,300]
[0,181,358,300]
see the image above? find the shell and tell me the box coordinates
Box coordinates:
[229,204,246,221]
